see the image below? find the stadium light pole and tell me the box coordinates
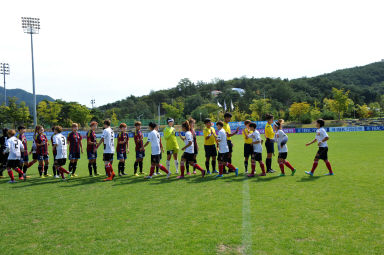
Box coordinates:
[91,98,95,108]
[22,17,40,126]
[0,63,10,106]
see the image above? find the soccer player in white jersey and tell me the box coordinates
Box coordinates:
[215,121,239,178]
[96,119,116,181]
[177,121,205,179]
[143,122,170,179]
[52,126,71,180]
[305,119,334,176]
[3,129,25,183]
[274,120,296,176]
[247,123,266,177]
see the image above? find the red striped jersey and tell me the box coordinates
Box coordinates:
[117,131,129,153]
[134,129,144,151]
[17,133,28,157]
[87,130,97,152]
[67,131,82,154]
[36,134,49,156]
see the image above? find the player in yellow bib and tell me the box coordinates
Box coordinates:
[264,114,276,173]
[243,120,253,173]
[223,113,239,174]
[163,118,180,173]
[203,118,218,174]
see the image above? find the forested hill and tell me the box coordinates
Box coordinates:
[97,61,384,121]
[0,87,54,109]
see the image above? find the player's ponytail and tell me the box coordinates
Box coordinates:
[182,121,190,131]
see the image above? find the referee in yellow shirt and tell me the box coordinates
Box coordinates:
[264,114,276,173]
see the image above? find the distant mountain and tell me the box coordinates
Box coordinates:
[0,87,54,109]
[318,61,384,86]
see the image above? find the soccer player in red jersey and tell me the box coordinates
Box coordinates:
[17,125,30,179]
[26,126,39,170]
[67,123,83,176]
[35,125,50,178]
[133,121,145,176]
[117,123,129,176]
[87,121,99,176]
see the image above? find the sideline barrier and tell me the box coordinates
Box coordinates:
[22,126,384,141]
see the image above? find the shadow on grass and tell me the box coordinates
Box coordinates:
[296,176,323,182]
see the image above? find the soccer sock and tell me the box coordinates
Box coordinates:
[166,160,171,171]
[192,163,204,172]
[44,165,49,175]
[38,165,43,176]
[259,161,266,174]
[109,163,115,177]
[212,160,216,171]
[52,165,57,176]
[139,161,143,173]
[159,164,169,174]
[122,162,126,174]
[105,164,111,177]
[186,163,190,173]
[219,163,223,175]
[205,161,210,171]
[279,162,285,174]
[251,161,256,174]
[27,161,35,168]
[88,163,93,175]
[228,158,232,164]
[60,170,65,179]
[118,162,123,174]
[15,168,24,175]
[149,165,155,176]
[284,161,295,171]
[72,162,77,174]
[180,161,185,177]
[59,167,70,174]
[7,169,14,181]
[92,163,97,174]
[23,165,28,174]
[193,159,197,171]
[311,160,319,173]
[325,160,333,174]
[266,158,272,170]
[225,162,236,171]
[68,162,73,173]
[18,164,23,177]
[174,160,179,172]
[134,162,138,174]
[244,161,248,172]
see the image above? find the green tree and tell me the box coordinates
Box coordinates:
[38,101,62,126]
[289,102,311,122]
[249,99,271,121]
[331,87,351,120]
[162,98,184,121]
[68,103,92,127]
[6,98,23,128]
[111,110,119,127]
[357,104,370,118]
[232,106,250,121]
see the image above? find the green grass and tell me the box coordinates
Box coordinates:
[0,131,383,255]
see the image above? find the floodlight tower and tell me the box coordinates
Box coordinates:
[0,63,10,106]
[22,17,40,126]
[91,98,96,108]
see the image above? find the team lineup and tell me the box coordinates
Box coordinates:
[0,113,334,183]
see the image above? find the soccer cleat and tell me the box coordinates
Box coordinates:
[324,173,334,176]
[201,170,206,178]
[18,176,24,180]
[67,173,72,179]
[72,174,78,177]
[8,180,16,183]
[247,174,255,178]
[305,171,314,176]
[118,173,122,177]
[122,173,127,176]
[213,170,219,174]
[267,169,275,173]
[54,175,60,178]
[145,176,152,179]
[103,177,112,181]
[193,171,196,174]
[40,175,45,179]
[153,173,158,176]
[175,169,179,174]
[167,172,172,178]
[245,170,248,174]
[279,173,286,177]
[23,173,27,181]
[215,174,223,178]
[235,168,239,177]
[207,170,211,175]
[139,172,145,175]
[291,169,296,176]
[157,172,162,175]
[44,174,52,177]
[187,172,191,175]
[176,175,184,179]
[258,173,266,176]
[134,173,139,176]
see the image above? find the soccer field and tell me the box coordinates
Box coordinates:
[0,131,383,255]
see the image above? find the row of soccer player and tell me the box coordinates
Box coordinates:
[0,113,334,183]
